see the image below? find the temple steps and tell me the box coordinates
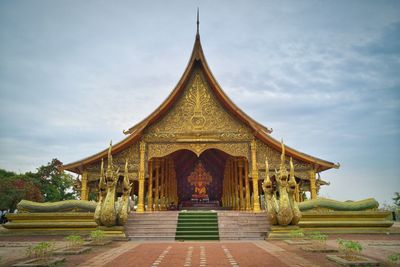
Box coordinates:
[126,211,178,241]
[175,212,219,241]
[125,210,270,241]
[218,211,270,240]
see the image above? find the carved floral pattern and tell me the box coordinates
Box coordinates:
[143,71,253,141]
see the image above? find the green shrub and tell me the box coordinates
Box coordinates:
[388,253,400,265]
[289,229,304,239]
[308,231,327,247]
[90,230,106,244]
[337,239,362,260]
[26,242,55,260]
[65,235,83,248]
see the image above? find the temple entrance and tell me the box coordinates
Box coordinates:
[146,148,252,211]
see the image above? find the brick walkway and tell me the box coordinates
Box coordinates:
[2,235,400,266]
[85,242,291,267]
[77,242,139,267]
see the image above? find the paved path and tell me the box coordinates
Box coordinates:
[2,235,399,266]
[78,242,305,267]
[77,242,140,267]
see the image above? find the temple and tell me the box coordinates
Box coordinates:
[62,18,339,213]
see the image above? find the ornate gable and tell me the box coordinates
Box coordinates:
[143,69,253,143]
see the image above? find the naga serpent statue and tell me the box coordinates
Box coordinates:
[262,141,301,226]
[96,142,132,227]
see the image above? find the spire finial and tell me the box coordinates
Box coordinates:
[196,7,200,35]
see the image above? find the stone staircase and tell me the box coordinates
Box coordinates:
[175,211,219,241]
[217,211,270,240]
[125,211,178,241]
[125,210,270,241]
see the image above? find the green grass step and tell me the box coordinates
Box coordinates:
[178,217,217,220]
[179,214,216,215]
[178,224,218,228]
[178,218,217,221]
[177,226,218,231]
[179,214,217,217]
[176,212,219,241]
[176,231,219,236]
[175,235,219,241]
[179,211,217,214]
[179,212,217,215]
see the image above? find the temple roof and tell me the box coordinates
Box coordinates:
[63,29,339,174]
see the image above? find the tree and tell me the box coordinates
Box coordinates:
[32,159,76,202]
[393,192,400,207]
[0,171,43,212]
[0,158,77,211]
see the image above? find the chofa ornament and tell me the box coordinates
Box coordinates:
[262,140,301,226]
[94,141,132,227]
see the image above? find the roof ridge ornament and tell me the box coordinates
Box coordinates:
[196,7,200,36]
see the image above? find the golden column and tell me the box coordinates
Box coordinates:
[147,160,153,211]
[233,159,239,210]
[250,139,261,212]
[166,159,171,207]
[227,163,232,208]
[308,168,317,200]
[172,165,178,205]
[244,159,251,211]
[160,159,166,210]
[154,160,160,211]
[137,141,146,213]
[224,164,230,207]
[238,159,244,210]
[224,164,231,207]
[230,159,236,209]
[80,170,88,200]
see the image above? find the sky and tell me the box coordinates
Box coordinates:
[0,1,399,206]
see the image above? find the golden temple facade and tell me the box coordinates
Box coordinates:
[62,25,338,213]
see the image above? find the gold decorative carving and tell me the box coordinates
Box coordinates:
[143,70,253,142]
[186,74,210,130]
[256,139,312,179]
[148,142,249,159]
[86,142,140,182]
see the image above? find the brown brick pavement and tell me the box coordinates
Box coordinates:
[96,242,288,267]
[77,242,139,267]
[2,234,399,266]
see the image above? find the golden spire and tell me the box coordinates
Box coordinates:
[196,7,200,36]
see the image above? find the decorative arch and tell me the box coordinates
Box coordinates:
[147,142,250,160]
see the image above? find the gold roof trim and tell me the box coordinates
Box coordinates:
[62,32,339,174]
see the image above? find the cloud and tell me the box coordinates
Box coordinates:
[0,1,399,205]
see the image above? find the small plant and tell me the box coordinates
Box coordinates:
[90,230,106,244]
[337,239,363,260]
[388,253,400,266]
[308,231,327,248]
[26,242,55,261]
[65,235,83,249]
[289,229,304,239]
